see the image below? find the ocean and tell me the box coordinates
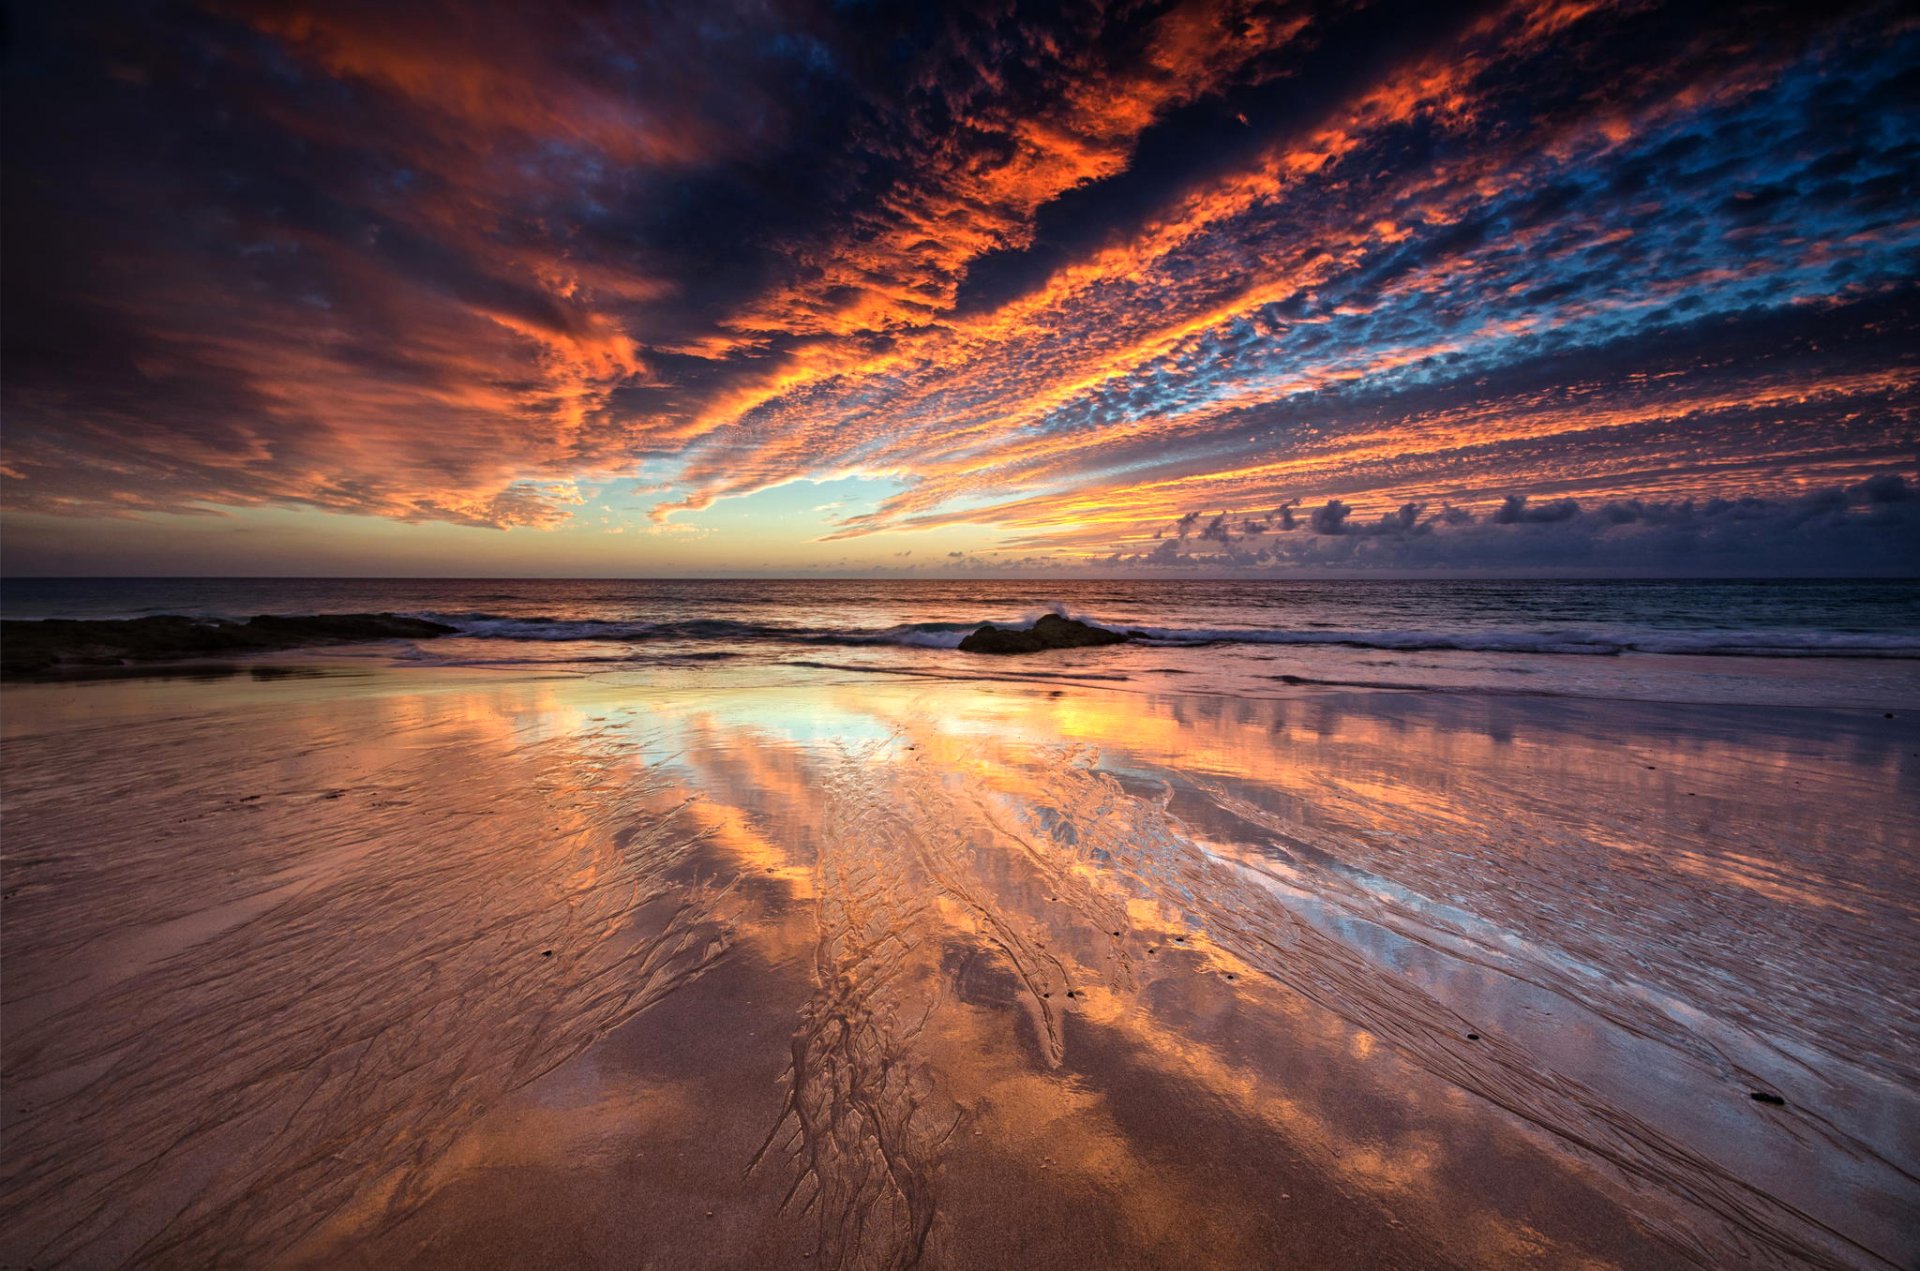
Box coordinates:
[5,576,1917,706]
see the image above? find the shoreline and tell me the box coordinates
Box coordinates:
[6,622,1919,714]
[17,649,1920,720]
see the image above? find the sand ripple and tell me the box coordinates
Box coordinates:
[0,704,735,1267]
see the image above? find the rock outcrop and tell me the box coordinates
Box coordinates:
[957,613,1129,655]
[0,613,459,677]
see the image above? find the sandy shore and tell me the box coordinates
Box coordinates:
[2,662,1914,1268]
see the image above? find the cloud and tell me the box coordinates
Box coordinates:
[1,0,1916,577]
[1492,495,1581,524]
[1100,472,1920,574]
[1309,500,1352,535]
[1857,473,1914,504]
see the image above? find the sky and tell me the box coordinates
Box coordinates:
[2,0,1916,577]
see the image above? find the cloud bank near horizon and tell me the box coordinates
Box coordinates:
[2,0,1916,574]
[1064,473,1919,574]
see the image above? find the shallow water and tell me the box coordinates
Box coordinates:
[2,660,1915,1268]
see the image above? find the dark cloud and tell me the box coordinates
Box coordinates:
[1111,471,1920,574]
[1,0,1916,575]
[1309,500,1352,535]
[1493,496,1580,524]
[1857,473,1914,504]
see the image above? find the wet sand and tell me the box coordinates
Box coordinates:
[2,662,1915,1268]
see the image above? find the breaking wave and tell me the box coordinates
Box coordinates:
[409,609,1920,659]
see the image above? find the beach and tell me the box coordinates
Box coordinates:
[9,0,1919,1261]
[2,619,1915,1268]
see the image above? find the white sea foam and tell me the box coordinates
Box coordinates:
[413,610,1920,659]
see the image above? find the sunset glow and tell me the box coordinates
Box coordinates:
[4,0,1916,574]
[5,10,1918,1262]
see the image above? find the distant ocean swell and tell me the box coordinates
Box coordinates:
[413,611,1920,659]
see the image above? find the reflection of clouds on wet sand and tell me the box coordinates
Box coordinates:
[2,668,1913,1268]
[0,679,740,1266]
[639,677,1917,1268]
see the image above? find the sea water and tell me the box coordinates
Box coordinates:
[5,576,1917,706]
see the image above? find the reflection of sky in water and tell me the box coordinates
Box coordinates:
[4,661,1914,1267]
[623,668,1912,1266]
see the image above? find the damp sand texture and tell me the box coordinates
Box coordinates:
[2,664,1915,1270]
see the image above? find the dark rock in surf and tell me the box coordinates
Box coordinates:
[0,613,458,678]
[958,613,1129,655]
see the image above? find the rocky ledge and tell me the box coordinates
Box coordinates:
[1,613,459,678]
[957,613,1131,655]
